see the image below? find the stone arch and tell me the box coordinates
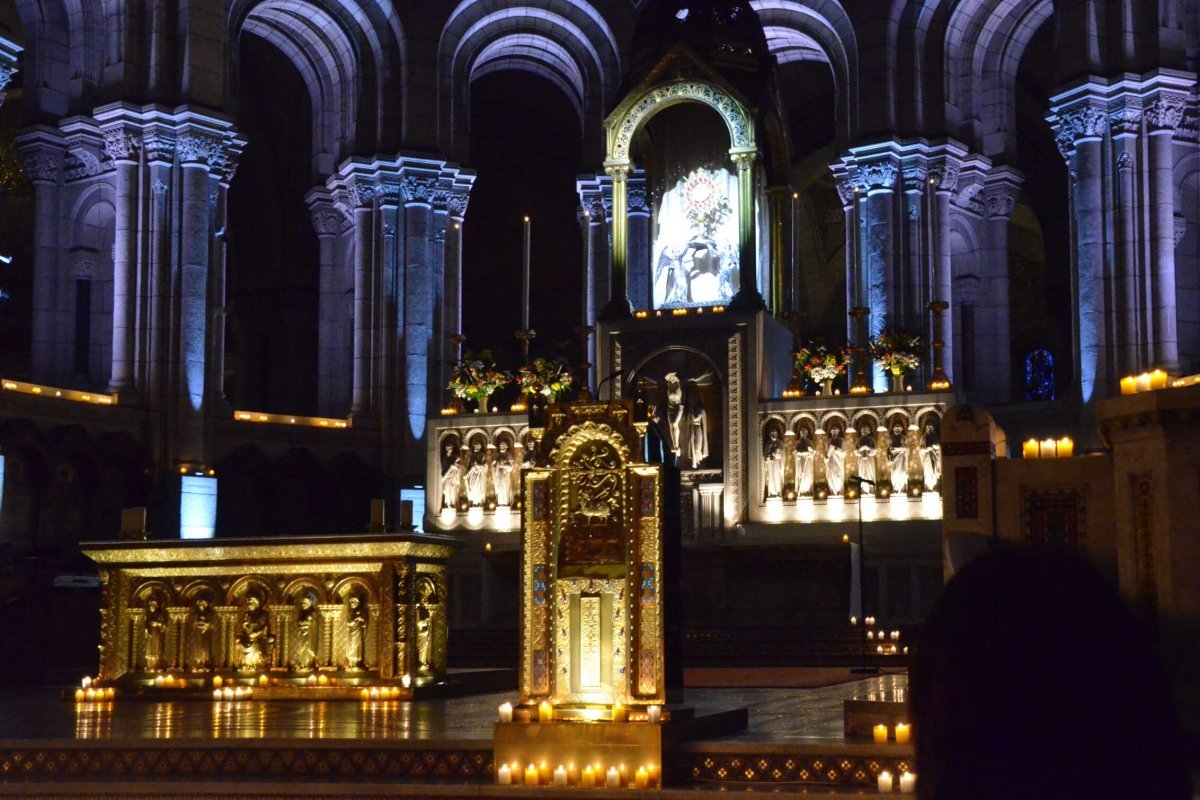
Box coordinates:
[332,575,378,605]
[181,579,222,604]
[439,0,621,157]
[606,80,755,165]
[227,574,276,607]
[230,0,406,171]
[13,0,105,116]
[283,576,329,606]
[943,0,1054,158]
[749,0,857,144]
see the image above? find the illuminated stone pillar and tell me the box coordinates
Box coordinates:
[766,186,790,314]
[143,127,176,406]
[402,176,436,474]
[626,170,651,312]
[576,175,611,325]
[350,201,374,417]
[441,187,470,396]
[1109,97,1144,375]
[1145,92,1187,373]
[860,159,897,392]
[101,126,140,396]
[177,135,216,465]
[15,130,65,383]
[832,171,858,345]
[928,151,961,386]
[307,190,351,416]
[978,168,1022,400]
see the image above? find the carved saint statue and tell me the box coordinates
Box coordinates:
[661,371,713,468]
[415,577,438,674]
[440,441,462,511]
[793,426,815,496]
[492,440,514,507]
[920,422,941,491]
[293,594,318,671]
[825,423,846,495]
[856,423,878,492]
[345,594,367,670]
[464,439,488,506]
[144,596,167,671]
[763,428,784,499]
[189,597,214,672]
[237,594,274,672]
[888,423,910,494]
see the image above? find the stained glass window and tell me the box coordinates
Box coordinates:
[1025,349,1054,401]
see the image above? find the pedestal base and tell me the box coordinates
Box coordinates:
[494,720,661,787]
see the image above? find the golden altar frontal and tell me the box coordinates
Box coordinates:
[496,398,665,785]
[81,533,457,695]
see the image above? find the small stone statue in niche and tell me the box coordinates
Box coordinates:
[144,595,168,672]
[415,577,439,675]
[439,440,462,512]
[856,423,878,492]
[464,438,488,506]
[189,596,215,672]
[345,594,367,671]
[920,420,941,491]
[793,425,815,496]
[492,440,514,507]
[825,422,847,495]
[888,422,910,494]
[237,594,274,672]
[763,428,784,499]
[293,593,318,672]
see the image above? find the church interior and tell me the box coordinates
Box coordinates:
[0,0,1197,796]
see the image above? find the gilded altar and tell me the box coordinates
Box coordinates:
[518,399,664,711]
[82,533,457,690]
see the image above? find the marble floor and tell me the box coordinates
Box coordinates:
[0,673,908,744]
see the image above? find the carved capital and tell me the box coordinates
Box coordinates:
[833,174,856,206]
[901,166,928,192]
[177,132,224,166]
[984,189,1017,219]
[604,163,632,181]
[1107,98,1143,137]
[142,130,176,164]
[446,189,470,219]
[346,177,376,208]
[310,206,349,236]
[1053,106,1107,158]
[929,162,960,193]
[70,249,98,280]
[102,128,141,162]
[19,150,62,184]
[0,64,14,97]
[730,150,757,170]
[857,161,896,192]
[402,175,437,205]
[627,184,650,214]
[1145,96,1187,133]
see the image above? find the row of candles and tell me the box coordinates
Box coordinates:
[212,686,255,701]
[497,762,659,788]
[873,723,911,744]
[1119,370,1170,394]
[877,770,917,793]
[1021,437,1075,459]
[498,702,662,724]
[360,686,405,700]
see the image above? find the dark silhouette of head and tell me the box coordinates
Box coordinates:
[910,549,1188,800]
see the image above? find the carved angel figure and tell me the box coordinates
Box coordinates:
[440,441,462,511]
[920,422,941,491]
[889,423,910,494]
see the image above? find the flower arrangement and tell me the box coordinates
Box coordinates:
[869,326,923,375]
[516,357,574,400]
[795,341,852,384]
[448,350,510,403]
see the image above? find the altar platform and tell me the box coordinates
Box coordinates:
[0,672,914,797]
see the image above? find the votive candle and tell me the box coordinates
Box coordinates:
[554,765,567,786]
[1151,369,1169,390]
[895,722,911,744]
[497,763,511,785]
[873,724,888,744]
[581,765,595,787]
[525,764,539,786]
[538,700,553,723]
[74,689,85,702]
[1136,372,1152,392]
[899,771,916,794]
[606,766,620,787]
[635,766,649,788]
[499,702,513,723]
[612,702,627,722]
[567,763,579,785]
[81,676,92,689]
[648,704,662,724]
[878,769,894,793]
[1120,376,1137,395]
[213,675,222,688]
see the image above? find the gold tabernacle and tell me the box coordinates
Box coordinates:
[81,533,457,691]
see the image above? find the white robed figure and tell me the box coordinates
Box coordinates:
[440,441,462,511]
[793,427,815,496]
[642,370,714,468]
[888,423,910,494]
[492,440,514,506]
[825,423,846,495]
[464,439,488,506]
[763,429,784,499]
[920,423,941,491]
[855,424,877,491]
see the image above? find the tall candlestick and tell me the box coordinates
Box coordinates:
[522,215,531,330]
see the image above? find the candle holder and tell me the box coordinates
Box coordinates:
[849,307,873,395]
[926,300,951,391]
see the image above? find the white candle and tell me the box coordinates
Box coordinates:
[878,770,894,793]
[498,702,513,723]
[497,763,511,785]
[223,687,233,699]
[899,771,916,794]
[522,215,531,330]
[81,676,92,689]
[213,689,222,701]
[401,674,412,689]
[606,766,620,787]
[154,675,164,688]
[553,765,567,786]
[648,704,662,724]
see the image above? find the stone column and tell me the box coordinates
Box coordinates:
[1108,98,1144,375]
[576,177,611,324]
[443,188,470,389]
[101,127,141,396]
[833,172,858,345]
[142,129,175,406]
[350,202,374,417]
[978,168,1022,400]
[176,132,218,465]
[626,172,651,312]
[860,160,897,391]
[403,175,437,474]
[208,158,237,414]
[17,131,66,383]
[307,193,350,416]
[1144,93,1187,373]
[601,162,632,319]
[729,149,766,311]
[900,166,927,328]
[1054,104,1109,407]
[766,186,791,314]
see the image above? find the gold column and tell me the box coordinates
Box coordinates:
[601,161,632,319]
[730,147,764,310]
